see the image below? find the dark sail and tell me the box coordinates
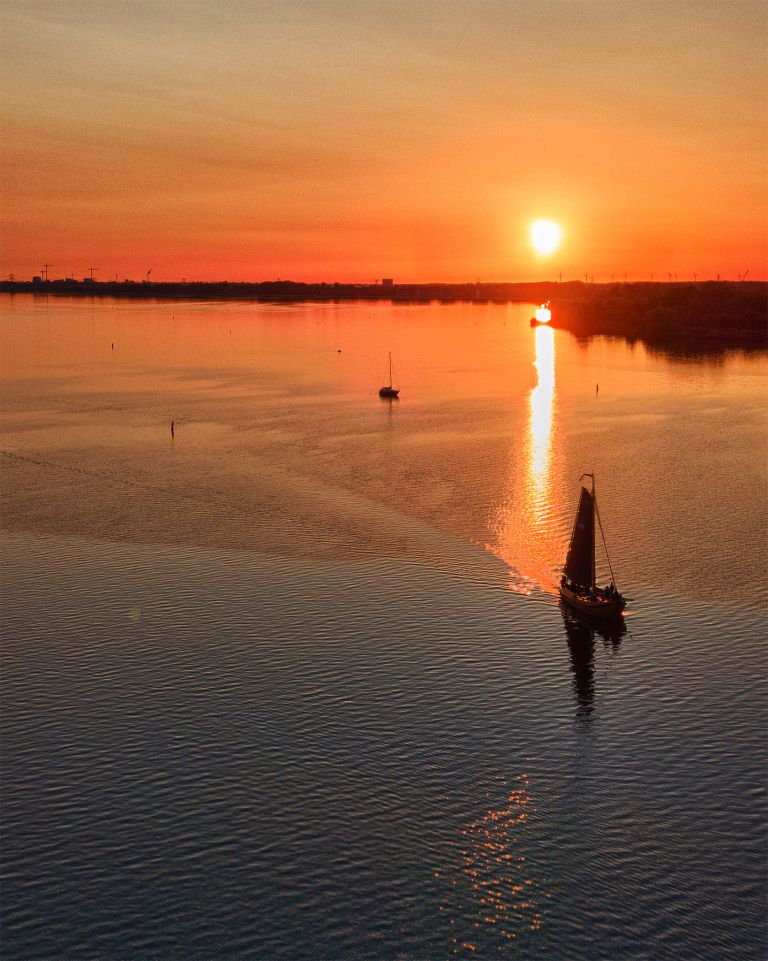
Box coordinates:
[564,486,594,588]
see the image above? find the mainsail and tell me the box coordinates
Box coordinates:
[564,486,595,588]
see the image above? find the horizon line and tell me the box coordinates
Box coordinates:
[3,276,765,287]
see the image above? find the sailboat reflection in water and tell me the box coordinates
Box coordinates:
[559,473,626,619]
[561,606,626,715]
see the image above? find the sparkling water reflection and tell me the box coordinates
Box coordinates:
[528,324,556,506]
[488,321,565,594]
[439,773,548,956]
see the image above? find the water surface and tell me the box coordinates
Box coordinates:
[1,295,766,959]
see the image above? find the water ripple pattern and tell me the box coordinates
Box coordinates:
[2,533,766,961]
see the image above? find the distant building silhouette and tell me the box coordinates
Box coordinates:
[381,278,394,287]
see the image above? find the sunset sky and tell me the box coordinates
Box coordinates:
[2,0,766,283]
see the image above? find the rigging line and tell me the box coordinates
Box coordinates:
[594,496,618,587]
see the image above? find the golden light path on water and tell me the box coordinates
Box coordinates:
[528,324,555,510]
[488,322,562,595]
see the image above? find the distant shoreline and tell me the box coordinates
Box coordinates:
[2,278,765,351]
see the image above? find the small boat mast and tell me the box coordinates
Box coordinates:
[378,351,399,398]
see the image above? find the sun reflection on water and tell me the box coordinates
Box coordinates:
[436,774,549,955]
[487,323,562,593]
[528,325,555,511]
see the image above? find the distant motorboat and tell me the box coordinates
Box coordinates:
[379,352,399,398]
[559,473,626,619]
[530,302,552,326]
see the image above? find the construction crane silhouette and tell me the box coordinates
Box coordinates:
[88,266,98,280]
[41,264,56,281]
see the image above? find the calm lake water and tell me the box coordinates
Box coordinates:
[1,294,766,960]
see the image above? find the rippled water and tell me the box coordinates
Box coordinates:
[1,296,766,959]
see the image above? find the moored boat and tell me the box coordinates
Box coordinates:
[379,352,399,398]
[559,473,626,619]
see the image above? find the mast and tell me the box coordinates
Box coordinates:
[389,352,393,387]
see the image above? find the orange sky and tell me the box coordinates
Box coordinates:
[2,0,766,282]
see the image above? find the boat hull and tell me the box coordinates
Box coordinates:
[559,584,626,619]
[379,387,399,398]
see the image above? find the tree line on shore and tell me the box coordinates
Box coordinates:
[1,277,765,349]
[547,281,766,348]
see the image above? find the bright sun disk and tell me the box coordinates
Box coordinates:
[531,220,563,256]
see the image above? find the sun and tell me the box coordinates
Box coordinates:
[530,220,563,256]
